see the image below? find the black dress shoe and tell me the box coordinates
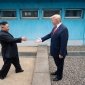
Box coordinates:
[0,76,6,80]
[16,70,24,73]
[53,76,62,81]
[51,71,57,75]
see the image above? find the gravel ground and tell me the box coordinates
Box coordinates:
[49,56,85,85]
[48,46,85,52]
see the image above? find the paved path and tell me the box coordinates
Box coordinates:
[0,46,36,85]
[0,57,35,85]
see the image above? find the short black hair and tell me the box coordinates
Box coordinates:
[0,21,8,25]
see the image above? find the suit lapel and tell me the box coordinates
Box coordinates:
[52,24,62,35]
[8,32,14,38]
[3,31,14,38]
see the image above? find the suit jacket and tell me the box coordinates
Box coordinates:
[0,30,21,59]
[41,24,68,57]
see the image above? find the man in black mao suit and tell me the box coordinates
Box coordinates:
[0,21,27,79]
[36,14,68,81]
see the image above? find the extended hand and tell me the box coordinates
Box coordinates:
[21,37,27,41]
[35,38,42,43]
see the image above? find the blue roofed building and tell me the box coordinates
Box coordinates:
[0,0,85,46]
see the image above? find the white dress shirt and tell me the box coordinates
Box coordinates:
[55,22,62,30]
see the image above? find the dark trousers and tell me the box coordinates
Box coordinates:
[53,55,65,78]
[0,57,22,77]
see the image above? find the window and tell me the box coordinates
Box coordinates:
[43,9,60,18]
[0,11,1,18]
[21,10,38,18]
[65,9,83,18]
[0,10,16,18]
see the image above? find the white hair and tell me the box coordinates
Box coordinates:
[51,14,61,22]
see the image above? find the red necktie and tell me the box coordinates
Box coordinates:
[53,26,57,34]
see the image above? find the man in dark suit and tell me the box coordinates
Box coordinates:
[36,14,68,81]
[0,21,27,79]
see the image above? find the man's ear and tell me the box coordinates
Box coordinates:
[1,25,5,28]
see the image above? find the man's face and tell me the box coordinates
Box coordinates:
[1,24,9,31]
[52,17,59,26]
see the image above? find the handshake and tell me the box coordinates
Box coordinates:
[21,37,42,43]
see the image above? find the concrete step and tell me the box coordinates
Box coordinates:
[32,45,51,85]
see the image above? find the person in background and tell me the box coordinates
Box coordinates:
[36,14,68,81]
[0,21,27,79]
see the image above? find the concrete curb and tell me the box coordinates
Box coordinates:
[32,45,51,85]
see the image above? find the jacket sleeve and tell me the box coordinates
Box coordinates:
[0,34,22,43]
[60,28,68,56]
[41,32,52,42]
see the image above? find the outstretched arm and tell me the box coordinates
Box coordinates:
[0,34,27,43]
[41,32,52,42]
[36,32,52,43]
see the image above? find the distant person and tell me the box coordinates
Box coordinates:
[0,21,27,79]
[36,14,68,81]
